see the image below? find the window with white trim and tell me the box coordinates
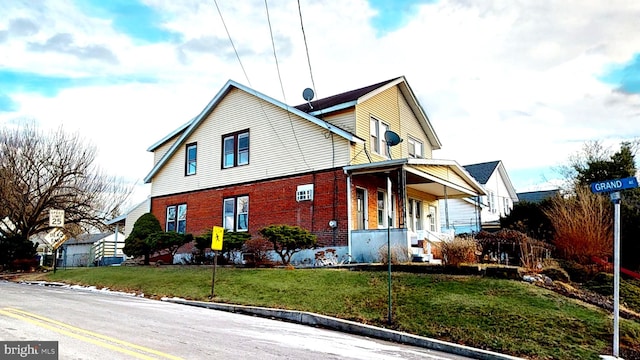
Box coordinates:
[223,196,249,232]
[377,190,386,228]
[428,206,437,232]
[166,204,187,234]
[222,130,249,168]
[408,199,423,232]
[370,117,389,157]
[407,137,424,159]
[296,184,314,201]
[186,143,197,176]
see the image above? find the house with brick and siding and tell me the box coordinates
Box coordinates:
[143,76,485,263]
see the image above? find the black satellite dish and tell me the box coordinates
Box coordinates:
[302,88,314,109]
[384,130,403,146]
[384,130,403,160]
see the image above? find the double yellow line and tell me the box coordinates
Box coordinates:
[0,308,182,360]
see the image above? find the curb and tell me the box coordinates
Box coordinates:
[162,297,524,360]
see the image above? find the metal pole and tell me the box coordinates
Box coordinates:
[612,191,621,358]
[210,252,218,299]
[387,175,392,325]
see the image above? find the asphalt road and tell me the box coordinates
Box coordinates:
[0,281,474,360]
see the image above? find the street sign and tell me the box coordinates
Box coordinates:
[211,226,224,251]
[45,228,65,245]
[49,209,65,227]
[590,177,638,194]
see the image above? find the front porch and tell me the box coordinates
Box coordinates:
[344,158,485,263]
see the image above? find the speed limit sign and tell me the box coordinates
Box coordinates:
[49,209,65,227]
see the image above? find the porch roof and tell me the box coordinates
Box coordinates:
[343,158,486,199]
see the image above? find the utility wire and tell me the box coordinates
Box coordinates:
[213,0,296,164]
[264,0,311,170]
[213,0,251,86]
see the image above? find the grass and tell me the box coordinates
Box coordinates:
[43,266,640,359]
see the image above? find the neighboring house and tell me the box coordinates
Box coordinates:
[59,232,125,267]
[516,189,559,203]
[107,198,151,239]
[143,76,485,263]
[439,160,518,234]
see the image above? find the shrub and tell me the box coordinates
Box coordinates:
[259,225,317,265]
[441,237,479,267]
[241,238,273,267]
[544,186,613,263]
[378,244,409,264]
[559,259,601,283]
[542,266,570,283]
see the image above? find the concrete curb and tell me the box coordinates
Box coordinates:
[162,297,524,360]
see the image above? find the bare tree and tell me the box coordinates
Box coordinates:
[0,123,132,242]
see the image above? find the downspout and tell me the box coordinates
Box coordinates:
[346,172,352,257]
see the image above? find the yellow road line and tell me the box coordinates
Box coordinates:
[0,308,183,360]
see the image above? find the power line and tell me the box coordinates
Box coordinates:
[264,0,311,170]
[213,0,250,86]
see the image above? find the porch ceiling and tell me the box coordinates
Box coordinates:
[344,158,486,199]
[405,171,473,199]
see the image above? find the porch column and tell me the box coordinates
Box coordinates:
[444,185,450,229]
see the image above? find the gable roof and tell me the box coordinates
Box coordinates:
[66,232,113,245]
[517,189,560,203]
[295,76,442,150]
[464,160,518,201]
[463,161,500,185]
[144,80,365,184]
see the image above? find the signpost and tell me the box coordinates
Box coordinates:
[210,226,224,298]
[48,210,66,273]
[591,176,639,359]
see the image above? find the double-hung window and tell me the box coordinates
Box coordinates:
[166,204,187,234]
[223,195,249,232]
[222,130,249,168]
[186,143,197,176]
[408,137,424,158]
[370,117,389,157]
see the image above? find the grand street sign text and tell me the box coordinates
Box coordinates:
[590,176,639,194]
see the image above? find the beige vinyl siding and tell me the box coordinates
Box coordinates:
[351,85,435,164]
[438,198,478,230]
[152,133,182,165]
[354,86,401,164]
[150,88,351,197]
[323,110,356,133]
[398,94,433,159]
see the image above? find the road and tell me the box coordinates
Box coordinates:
[0,281,473,360]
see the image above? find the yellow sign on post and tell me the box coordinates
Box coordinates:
[211,226,224,251]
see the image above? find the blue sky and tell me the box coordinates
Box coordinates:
[1,0,639,203]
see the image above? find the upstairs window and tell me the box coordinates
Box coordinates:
[370,117,389,157]
[223,130,249,168]
[166,204,187,234]
[186,143,197,176]
[408,137,424,159]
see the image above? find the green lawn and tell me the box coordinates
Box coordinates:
[45,266,640,359]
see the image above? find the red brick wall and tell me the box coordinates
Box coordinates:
[151,169,348,247]
[351,174,401,229]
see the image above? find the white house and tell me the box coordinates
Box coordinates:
[439,160,518,234]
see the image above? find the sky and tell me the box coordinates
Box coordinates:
[1,0,640,209]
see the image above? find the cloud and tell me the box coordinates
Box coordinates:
[9,18,39,37]
[28,33,119,64]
